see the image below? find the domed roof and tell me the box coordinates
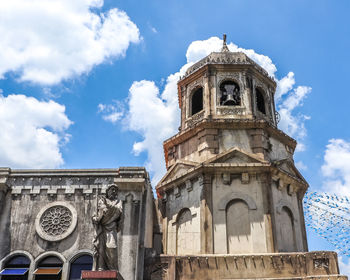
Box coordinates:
[180,35,275,83]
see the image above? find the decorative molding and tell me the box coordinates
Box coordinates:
[241,173,250,184]
[34,251,66,265]
[217,106,245,116]
[313,258,329,269]
[218,191,257,210]
[67,249,94,264]
[187,78,204,96]
[35,202,77,242]
[0,250,35,269]
[174,187,180,198]
[185,180,193,192]
[185,110,205,128]
[276,199,298,222]
[287,184,294,195]
[222,173,231,185]
[217,72,242,89]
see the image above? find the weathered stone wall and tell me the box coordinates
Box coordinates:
[212,172,273,254]
[270,179,307,252]
[0,168,153,280]
[164,178,201,255]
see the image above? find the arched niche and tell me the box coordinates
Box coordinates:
[218,192,257,211]
[191,87,203,116]
[176,208,196,255]
[279,206,297,252]
[225,199,252,253]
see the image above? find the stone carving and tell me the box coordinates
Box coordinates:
[314,258,329,269]
[150,263,169,280]
[187,78,204,96]
[186,111,204,127]
[217,72,242,87]
[217,107,245,116]
[35,202,77,242]
[92,184,123,271]
[40,206,72,236]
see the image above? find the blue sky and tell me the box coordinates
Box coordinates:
[1,0,350,274]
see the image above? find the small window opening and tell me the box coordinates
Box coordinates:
[191,87,203,115]
[256,88,266,114]
[220,81,240,106]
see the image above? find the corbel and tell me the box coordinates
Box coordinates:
[222,173,231,185]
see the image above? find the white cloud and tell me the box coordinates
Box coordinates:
[98,101,124,124]
[126,79,181,184]
[321,139,350,196]
[102,36,311,184]
[295,161,307,171]
[338,255,350,276]
[0,0,140,85]
[0,93,72,168]
[275,72,295,100]
[277,85,311,147]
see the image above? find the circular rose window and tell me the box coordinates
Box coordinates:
[35,202,77,242]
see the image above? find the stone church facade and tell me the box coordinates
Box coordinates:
[0,39,347,279]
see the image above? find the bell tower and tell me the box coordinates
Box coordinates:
[157,35,309,256]
[179,34,277,131]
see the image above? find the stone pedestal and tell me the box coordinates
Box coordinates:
[81,270,118,280]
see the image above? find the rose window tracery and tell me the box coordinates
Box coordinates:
[35,202,77,241]
[40,206,72,236]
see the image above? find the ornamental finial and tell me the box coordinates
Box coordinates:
[221,34,229,52]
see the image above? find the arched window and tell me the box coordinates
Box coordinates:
[226,200,252,253]
[33,256,63,280]
[176,208,194,255]
[220,80,240,106]
[69,255,93,280]
[256,88,266,114]
[279,206,296,252]
[0,255,30,280]
[191,87,203,115]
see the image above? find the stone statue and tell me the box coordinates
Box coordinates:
[92,184,123,271]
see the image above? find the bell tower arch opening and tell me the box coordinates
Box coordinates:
[256,88,266,114]
[219,80,240,106]
[191,87,203,116]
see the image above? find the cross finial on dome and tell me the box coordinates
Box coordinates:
[221,34,230,52]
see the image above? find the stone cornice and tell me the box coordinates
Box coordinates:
[0,167,149,196]
[163,119,297,167]
[0,168,10,192]
[156,162,308,195]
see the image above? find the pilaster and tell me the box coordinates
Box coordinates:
[199,174,213,253]
[0,168,10,215]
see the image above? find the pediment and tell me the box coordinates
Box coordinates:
[158,160,197,186]
[273,159,306,182]
[206,147,267,165]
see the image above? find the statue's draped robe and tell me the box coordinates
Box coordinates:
[93,197,123,270]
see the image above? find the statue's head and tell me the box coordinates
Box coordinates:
[106,184,119,200]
